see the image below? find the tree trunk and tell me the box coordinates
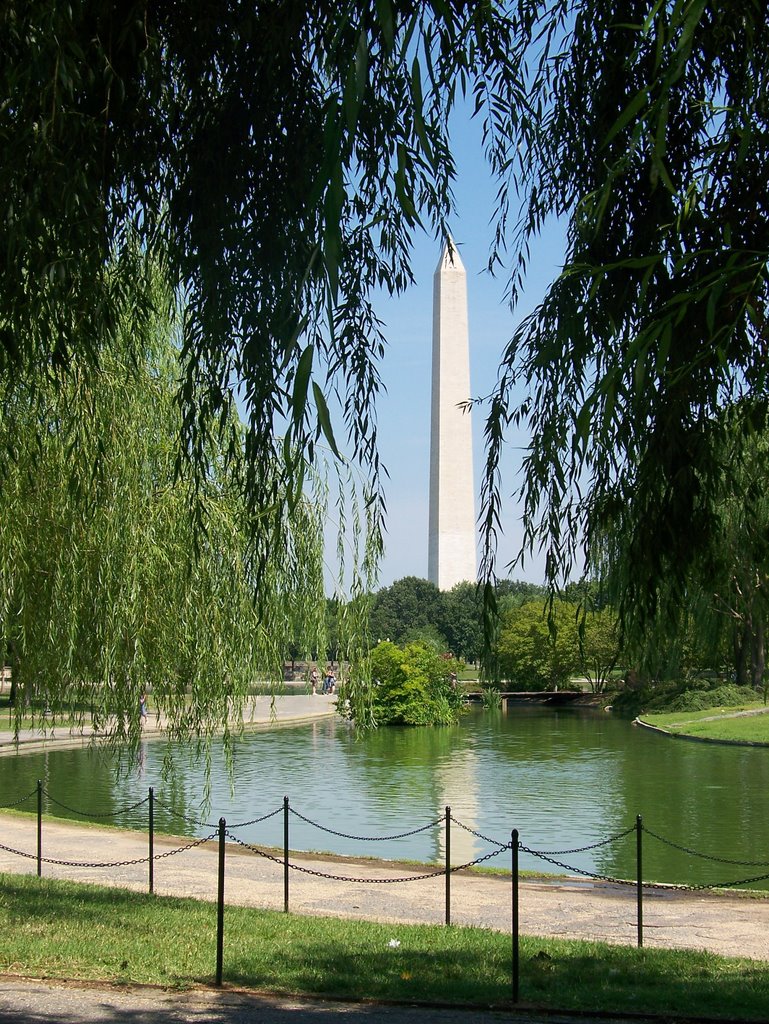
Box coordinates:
[750,618,765,691]
[7,641,17,707]
[733,619,751,687]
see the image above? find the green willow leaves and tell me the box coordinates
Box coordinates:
[3,1,767,693]
[0,2,518,735]
[0,2,518,596]
[0,275,336,744]
[480,1,769,649]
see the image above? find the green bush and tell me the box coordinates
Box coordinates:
[667,684,758,712]
[612,680,759,717]
[366,641,465,726]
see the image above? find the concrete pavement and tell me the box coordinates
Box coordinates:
[0,693,338,756]
[0,977,625,1024]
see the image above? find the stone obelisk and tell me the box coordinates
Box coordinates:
[428,241,477,590]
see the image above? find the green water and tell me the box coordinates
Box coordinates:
[1,706,767,887]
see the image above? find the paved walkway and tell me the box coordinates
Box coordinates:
[0,693,337,755]
[0,977,627,1024]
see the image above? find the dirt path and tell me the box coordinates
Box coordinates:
[0,812,767,963]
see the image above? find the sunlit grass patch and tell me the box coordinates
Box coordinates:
[640,704,769,744]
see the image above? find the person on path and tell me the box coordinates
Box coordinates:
[139,691,148,727]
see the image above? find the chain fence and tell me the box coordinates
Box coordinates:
[0,782,767,1001]
[152,795,282,831]
[43,790,149,819]
[287,805,444,842]
[0,785,38,810]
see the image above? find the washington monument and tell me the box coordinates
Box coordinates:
[427,241,477,590]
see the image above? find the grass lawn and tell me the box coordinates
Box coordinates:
[0,873,768,1018]
[639,704,769,744]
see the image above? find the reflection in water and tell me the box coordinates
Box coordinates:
[434,746,480,865]
[1,706,767,888]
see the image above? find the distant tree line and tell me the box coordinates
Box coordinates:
[325,571,767,699]
[364,576,551,665]
[312,576,618,694]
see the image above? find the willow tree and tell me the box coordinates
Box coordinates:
[480,1,769,650]
[712,429,769,690]
[1,3,519,731]
[606,414,769,689]
[0,278,343,742]
[1,2,517,590]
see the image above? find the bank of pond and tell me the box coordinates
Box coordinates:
[3,704,768,892]
[637,703,769,744]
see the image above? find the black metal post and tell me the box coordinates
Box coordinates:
[283,795,290,914]
[445,805,451,926]
[512,829,519,1004]
[36,779,42,877]
[148,787,154,894]
[215,817,226,986]
[636,814,643,948]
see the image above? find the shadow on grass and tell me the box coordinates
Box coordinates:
[2,876,769,1020]
[224,940,769,1019]
[2,876,163,924]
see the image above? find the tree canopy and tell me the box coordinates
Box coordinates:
[2,1,767,698]
[1,1,516,583]
[367,577,485,661]
[616,414,769,688]
[480,1,769,649]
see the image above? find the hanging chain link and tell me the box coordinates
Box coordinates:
[519,845,636,886]
[224,830,285,867]
[0,832,215,869]
[520,844,769,893]
[451,816,508,848]
[0,840,150,869]
[42,789,149,819]
[451,817,635,857]
[642,825,769,867]
[226,830,444,883]
[0,786,38,809]
[4,782,769,895]
[153,796,282,830]
[529,825,636,857]
[151,797,220,829]
[449,844,511,872]
[288,807,444,842]
[225,807,283,828]
[225,830,509,882]
[152,832,217,860]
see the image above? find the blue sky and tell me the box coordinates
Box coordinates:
[368,109,566,589]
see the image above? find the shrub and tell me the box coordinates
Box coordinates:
[667,684,758,712]
[366,641,465,726]
[612,680,760,717]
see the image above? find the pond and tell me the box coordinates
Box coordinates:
[2,705,767,888]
